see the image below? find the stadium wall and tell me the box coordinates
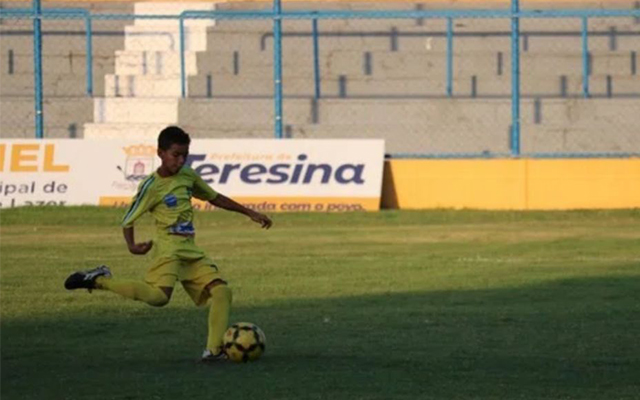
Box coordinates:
[381,159,640,210]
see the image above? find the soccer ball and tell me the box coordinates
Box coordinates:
[223,322,266,363]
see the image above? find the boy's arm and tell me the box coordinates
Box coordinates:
[123,226,153,255]
[121,176,157,254]
[210,194,273,229]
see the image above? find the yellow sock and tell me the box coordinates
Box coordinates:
[95,277,169,307]
[206,284,232,353]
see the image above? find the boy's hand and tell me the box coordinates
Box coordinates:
[128,240,153,255]
[209,194,272,229]
[250,211,273,229]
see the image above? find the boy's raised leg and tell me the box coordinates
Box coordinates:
[97,277,170,307]
[65,266,170,307]
[64,265,111,292]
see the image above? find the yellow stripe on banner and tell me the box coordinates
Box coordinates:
[382,159,640,210]
[99,196,380,212]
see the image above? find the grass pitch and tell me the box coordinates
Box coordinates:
[1,207,639,400]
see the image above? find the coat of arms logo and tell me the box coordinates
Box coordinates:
[118,144,156,181]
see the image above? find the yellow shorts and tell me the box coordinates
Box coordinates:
[145,256,224,306]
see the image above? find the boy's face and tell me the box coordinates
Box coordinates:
[158,143,189,176]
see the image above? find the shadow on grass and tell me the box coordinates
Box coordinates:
[2,275,640,400]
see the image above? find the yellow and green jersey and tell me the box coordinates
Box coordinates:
[121,166,218,259]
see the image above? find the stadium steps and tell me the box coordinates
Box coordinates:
[83,122,170,139]
[83,2,217,139]
[114,49,199,75]
[123,24,211,52]
[102,74,183,97]
[92,97,179,124]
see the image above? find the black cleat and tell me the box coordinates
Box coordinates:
[64,265,111,292]
[198,349,228,364]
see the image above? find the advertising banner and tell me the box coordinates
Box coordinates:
[0,139,385,212]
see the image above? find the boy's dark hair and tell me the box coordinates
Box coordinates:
[158,126,191,150]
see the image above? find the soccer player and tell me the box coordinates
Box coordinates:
[64,126,272,363]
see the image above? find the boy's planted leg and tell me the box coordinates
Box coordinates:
[202,280,232,361]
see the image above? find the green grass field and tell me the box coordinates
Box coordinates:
[1,207,639,400]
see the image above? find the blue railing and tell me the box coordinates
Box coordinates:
[1,0,639,157]
[174,4,640,156]
[2,7,92,137]
[511,0,521,157]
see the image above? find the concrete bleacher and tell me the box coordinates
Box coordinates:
[0,0,638,155]
[0,97,92,138]
[0,1,132,137]
[173,97,640,154]
[188,0,639,101]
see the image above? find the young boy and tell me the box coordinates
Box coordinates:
[64,126,272,362]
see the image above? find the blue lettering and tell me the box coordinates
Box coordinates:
[195,164,219,184]
[335,164,365,184]
[186,153,366,185]
[303,164,332,184]
[240,164,267,184]
[267,164,289,184]
[219,164,240,184]
[290,154,307,184]
[185,154,205,168]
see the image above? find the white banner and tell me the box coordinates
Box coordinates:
[0,139,385,212]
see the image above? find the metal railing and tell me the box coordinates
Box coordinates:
[1,0,639,158]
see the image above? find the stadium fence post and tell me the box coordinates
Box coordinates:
[581,16,590,98]
[32,0,44,138]
[510,0,521,156]
[312,13,321,100]
[180,14,186,98]
[273,0,283,138]
[85,13,93,96]
[446,17,453,97]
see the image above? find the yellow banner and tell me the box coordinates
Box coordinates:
[382,159,640,210]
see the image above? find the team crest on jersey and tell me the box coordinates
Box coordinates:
[163,194,178,207]
[168,221,195,235]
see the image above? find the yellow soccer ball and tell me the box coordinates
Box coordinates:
[223,322,266,363]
